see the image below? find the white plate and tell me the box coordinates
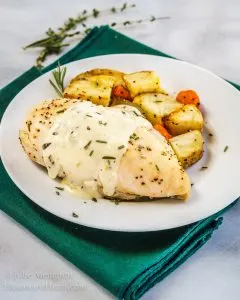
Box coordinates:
[1,54,240,232]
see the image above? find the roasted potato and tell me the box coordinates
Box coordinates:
[133,93,183,125]
[70,68,126,87]
[169,130,203,168]
[123,71,161,98]
[163,104,203,136]
[64,75,115,106]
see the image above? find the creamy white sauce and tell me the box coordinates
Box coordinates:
[42,101,151,197]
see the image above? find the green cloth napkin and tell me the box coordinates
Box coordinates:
[0,26,239,300]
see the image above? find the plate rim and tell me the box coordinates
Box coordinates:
[1,53,240,232]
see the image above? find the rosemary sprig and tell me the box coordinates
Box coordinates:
[49,63,67,97]
[23,3,170,68]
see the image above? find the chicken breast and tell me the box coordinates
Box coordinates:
[20,99,190,200]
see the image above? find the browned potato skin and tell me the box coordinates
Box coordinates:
[169,130,204,168]
[64,69,128,106]
[64,75,115,106]
[69,68,126,87]
[163,104,203,136]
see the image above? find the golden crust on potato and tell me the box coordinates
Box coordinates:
[123,71,161,98]
[64,75,115,106]
[133,93,183,125]
[163,104,203,136]
[70,68,126,87]
[169,130,204,168]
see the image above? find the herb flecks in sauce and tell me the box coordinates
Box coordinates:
[84,140,92,150]
[96,140,107,144]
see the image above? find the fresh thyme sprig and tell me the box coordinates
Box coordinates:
[23,3,170,68]
[49,63,67,97]
[23,3,135,67]
[110,16,170,27]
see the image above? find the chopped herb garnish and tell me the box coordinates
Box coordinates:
[56,109,66,114]
[191,183,194,186]
[91,197,97,202]
[52,132,58,135]
[72,212,79,218]
[102,156,116,160]
[99,121,107,126]
[118,145,125,150]
[96,140,107,144]
[96,112,101,115]
[87,126,91,130]
[84,140,92,149]
[155,164,160,171]
[42,143,51,150]
[208,133,213,137]
[154,100,163,103]
[86,114,92,118]
[130,133,139,140]
[200,166,208,171]
[224,145,229,152]
[56,191,60,196]
[55,186,64,191]
[133,110,140,116]
[89,150,94,156]
[121,111,126,115]
[114,199,120,205]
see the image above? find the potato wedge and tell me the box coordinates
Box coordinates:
[123,71,161,98]
[164,104,203,136]
[64,75,115,106]
[70,68,126,87]
[169,130,203,168]
[133,93,183,125]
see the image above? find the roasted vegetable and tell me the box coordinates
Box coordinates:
[133,93,183,125]
[123,71,161,98]
[64,75,115,106]
[70,68,126,87]
[112,85,132,100]
[176,90,200,106]
[153,124,172,140]
[163,104,203,136]
[169,130,203,168]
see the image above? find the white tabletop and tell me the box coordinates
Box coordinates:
[0,0,239,299]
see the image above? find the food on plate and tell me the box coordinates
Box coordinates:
[20,100,190,200]
[176,90,200,106]
[19,97,80,166]
[112,85,132,100]
[169,130,204,168]
[133,93,183,125]
[153,124,172,140]
[163,104,203,136]
[68,68,126,87]
[123,71,161,98]
[63,75,115,106]
[20,66,207,202]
